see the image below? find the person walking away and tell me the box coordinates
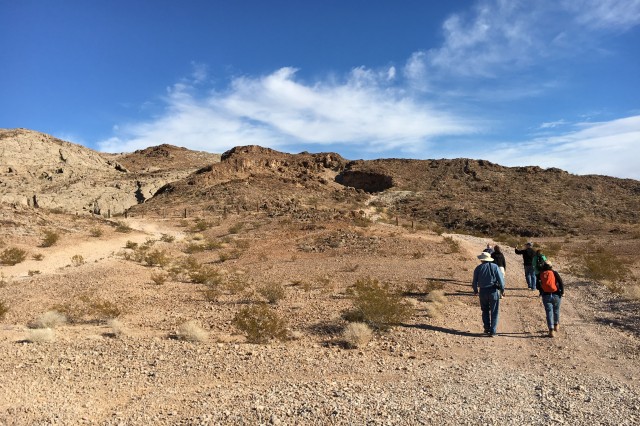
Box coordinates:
[483,243,494,255]
[515,242,536,290]
[472,252,505,336]
[538,261,564,337]
[492,245,507,298]
[532,249,547,291]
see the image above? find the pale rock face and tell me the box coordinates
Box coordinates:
[0,129,214,215]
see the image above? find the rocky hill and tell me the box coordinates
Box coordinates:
[2,129,638,237]
[134,146,640,237]
[0,129,219,215]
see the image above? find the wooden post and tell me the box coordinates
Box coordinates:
[395,217,399,226]
[184,208,187,219]
[107,209,111,219]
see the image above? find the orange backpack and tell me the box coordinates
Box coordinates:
[540,270,558,293]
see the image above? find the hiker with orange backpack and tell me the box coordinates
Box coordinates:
[538,261,564,337]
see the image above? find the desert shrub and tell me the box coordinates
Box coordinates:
[150,271,168,285]
[28,270,41,276]
[343,277,412,331]
[89,227,103,237]
[189,265,223,285]
[144,249,170,267]
[0,300,9,320]
[233,303,288,344]
[40,230,60,247]
[27,328,55,343]
[190,219,211,232]
[125,240,138,249]
[442,236,460,253]
[115,221,132,233]
[225,274,249,295]
[176,320,208,342]
[543,242,562,258]
[160,233,175,243]
[580,249,630,283]
[342,322,373,349]
[53,295,121,324]
[0,273,9,288]
[32,311,67,329]
[228,222,245,234]
[219,248,244,262]
[183,243,206,254]
[71,254,85,267]
[1,247,27,265]
[32,253,44,261]
[202,284,223,302]
[258,282,286,304]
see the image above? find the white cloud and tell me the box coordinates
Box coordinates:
[487,115,640,179]
[407,0,640,85]
[564,0,640,31]
[98,67,476,155]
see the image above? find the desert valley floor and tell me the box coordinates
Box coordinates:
[1,210,638,425]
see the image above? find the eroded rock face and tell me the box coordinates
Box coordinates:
[0,129,219,214]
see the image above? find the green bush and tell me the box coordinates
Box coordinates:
[125,240,138,249]
[40,230,60,247]
[71,254,85,267]
[53,295,121,324]
[344,277,412,331]
[1,247,27,265]
[160,233,175,243]
[233,303,288,343]
[581,249,630,283]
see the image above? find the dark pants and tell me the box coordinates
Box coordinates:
[479,289,500,335]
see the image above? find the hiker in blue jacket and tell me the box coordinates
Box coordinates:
[472,252,505,336]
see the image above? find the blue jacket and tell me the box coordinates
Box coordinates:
[472,262,505,293]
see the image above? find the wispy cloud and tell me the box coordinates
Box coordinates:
[407,0,640,85]
[98,66,476,154]
[487,115,640,179]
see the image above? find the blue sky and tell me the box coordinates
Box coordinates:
[2,1,640,179]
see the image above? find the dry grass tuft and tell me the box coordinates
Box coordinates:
[33,311,67,329]
[107,319,127,337]
[176,320,208,342]
[425,289,448,304]
[342,322,373,349]
[27,328,56,343]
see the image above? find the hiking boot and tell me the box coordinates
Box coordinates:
[548,329,555,338]
[553,324,559,332]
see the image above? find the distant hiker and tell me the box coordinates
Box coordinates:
[538,261,564,337]
[483,243,494,254]
[492,245,507,298]
[515,242,536,290]
[472,252,505,337]
[532,249,547,290]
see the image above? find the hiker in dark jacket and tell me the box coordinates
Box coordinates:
[515,242,536,290]
[492,245,506,298]
[538,261,564,337]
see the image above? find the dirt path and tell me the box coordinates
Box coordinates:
[444,233,639,384]
[1,219,184,279]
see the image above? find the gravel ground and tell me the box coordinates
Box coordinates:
[1,219,639,425]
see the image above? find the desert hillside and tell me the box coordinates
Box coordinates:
[0,129,639,424]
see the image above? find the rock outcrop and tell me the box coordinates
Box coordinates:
[0,129,219,215]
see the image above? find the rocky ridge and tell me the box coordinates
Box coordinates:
[0,129,219,215]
